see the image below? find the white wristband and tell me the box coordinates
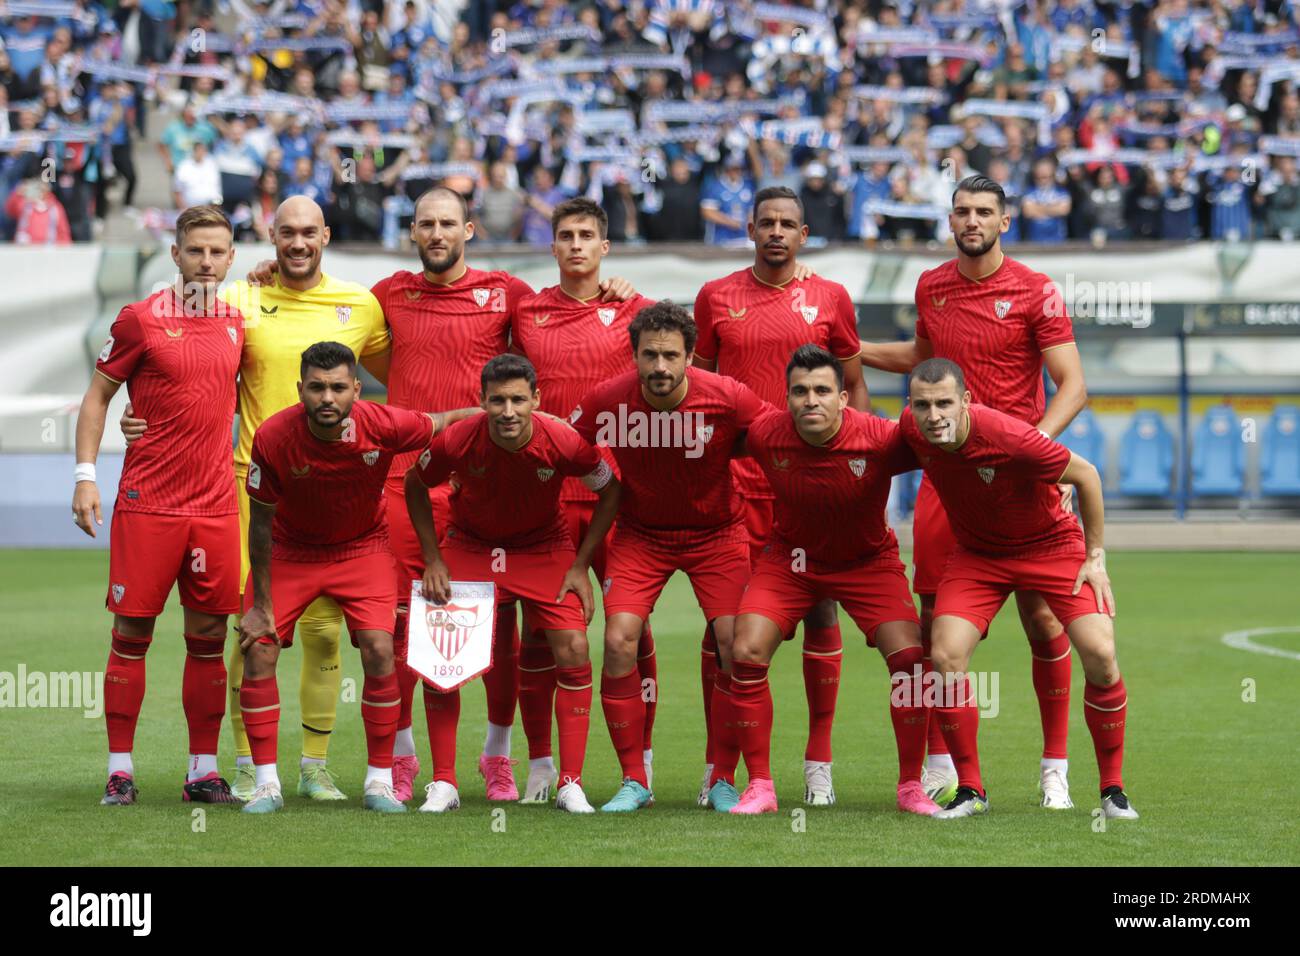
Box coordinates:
[74,462,97,484]
[1037,428,1052,441]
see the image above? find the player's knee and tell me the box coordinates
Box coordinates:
[187,616,228,641]
[550,630,588,667]
[244,643,279,678]
[357,633,394,673]
[113,615,155,639]
[298,617,342,650]
[1019,602,1061,642]
[602,628,638,669]
[928,642,966,676]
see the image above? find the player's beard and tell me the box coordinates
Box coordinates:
[310,400,351,429]
[956,230,998,257]
[644,368,683,397]
[759,242,792,268]
[419,240,462,276]
[280,246,320,279]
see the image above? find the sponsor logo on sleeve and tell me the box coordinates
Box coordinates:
[418,449,431,469]
[248,462,261,489]
[98,336,114,362]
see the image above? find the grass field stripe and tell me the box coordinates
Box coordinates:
[1220,626,1300,661]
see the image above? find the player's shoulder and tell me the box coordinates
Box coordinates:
[440,413,484,451]
[748,405,790,441]
[536,411,583,444]
[801,272,851,299]
[322,273,383,309]
[371,269,420,296]
[588,366,639,402]
[971,402,1032,444]
[520,284,562,309]
[255,403,302,445]
[917,259,959,291]
[1001,255,1054,291]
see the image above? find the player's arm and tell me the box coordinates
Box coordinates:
[558,467,621,624]
[1060,451,1115,617]
[404,466,451,604]
[360,347,391,385]
[427,407,483,436]
[239,499,278,650]
[71,370,123,537]
[842,354,870,411]
[858,334,933,373]
[1037,342,1087,439]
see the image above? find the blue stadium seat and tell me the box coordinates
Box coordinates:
[1118,411,1175,496]
[1056,407,1106,479]
[1191,405,1245,496]
[1260,404,1300,496]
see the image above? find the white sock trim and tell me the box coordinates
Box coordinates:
[483,721,512,757]
[394,726,416,757]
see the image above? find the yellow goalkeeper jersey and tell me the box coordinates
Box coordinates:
[224,273,390,469]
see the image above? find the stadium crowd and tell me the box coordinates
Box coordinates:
[4,0,1300,247]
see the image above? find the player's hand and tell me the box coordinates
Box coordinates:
[557,563,595,624]
[237,606,278,652]
[71,481,102,537]
[1058,483,1074,514]
[121,402,147,445]
[792,262,817,282]
[598,275,636,302]
[1072,548,1116,617]
[422,559,452,605]
[247,258,279,285]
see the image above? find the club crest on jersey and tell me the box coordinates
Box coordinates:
[771,455,790,470]
[98,336,114,362]
[993,300,1012,319]
[111,584,125,603]
[978,467,996,484]
[848,458,866,479]
[473,288,491,307]
[930,295,947,308]
[799,306,818,324]
[418,449,431,469]
[165,327,183,338]
[537,467,555,482]
[404,290,422,301]
[336,305,352,325]
[291,464,311,478]
[362,450,380,466]
[602,577,613,596]
[699,424,715,444]
[426,602,480,661]
[597,307,616,326]
[727,307,747,320]
[227,327,238,345]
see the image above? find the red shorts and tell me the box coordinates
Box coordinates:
[740,548,919,646]
[440,544,586,632]
[602,529,750,621]
[242,550,397,646]
[737,493,775,569]
[563,498,610,579]
[387,475,452,607]
[911,475,958,595]
[933,546,1103,634]
[108,510,241,617]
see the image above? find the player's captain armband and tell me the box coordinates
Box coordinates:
[418,448,432,470]
[98,336,114,363]
[408,581,497,693]
[581,458,613,492]
[248,461,262,490]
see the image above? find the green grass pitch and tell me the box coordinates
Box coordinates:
[2,549,1297,866]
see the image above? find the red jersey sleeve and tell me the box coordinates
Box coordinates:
[506,275,536,316]
[879,419,921,476]
[731,378,768,430]
[692,283,719,363]
[370,275,392,309]
[551,421,603,477]
[246,432,281,506]
[414,430,454,488]
[382,405,435,453]
[569,388,601,444]
[95,304,147,384]
[828,284,861,360]
[913,274,929,341]
[1009,425,1072,482]
[1030,271,1075,350]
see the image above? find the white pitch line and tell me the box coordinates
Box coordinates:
[1221,626,1300,661]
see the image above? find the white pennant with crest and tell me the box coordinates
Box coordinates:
[407,581,497,692]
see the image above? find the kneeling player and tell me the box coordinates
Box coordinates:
[237,342,460,814]
[903,358,1136,820]
[404,354,618,814]
[727,346,939,815]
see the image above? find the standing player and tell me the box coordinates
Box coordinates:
[508,197,658,803]
[570,302,766,813]
[901,358,1135,820]
[123,197,392,802]
[237,342,469,814]
[404,354,620,814]
[370,187,638,803]
[725,346,937,815]
[73,205,244,805]
[693,186,869,807]
[859,175,1089,809]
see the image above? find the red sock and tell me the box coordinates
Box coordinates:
[802,624,842,762]
[700,626,718,764]
[181,633,225,755]
[361,671,401,769]
[105,630,150,754]
[638,626,658,751]
[239,675,280,767]
[935,675,982,794]
[730,661,773,782]
[518,641,556,759]
[885,645,927,785]
[921,632,950,757]
[1084,677,1127,791]
[555,663,593,785]
[482,605,519,727]
[393,609,418,736]
[709,669,740,786]
[423,684,460,786]
[1031,631,1071,760]
[600,670,646,785]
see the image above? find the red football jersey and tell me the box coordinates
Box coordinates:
[694,268,861,498]
[747,407,915,568]
[370,267,534,476]
[96,287,244,516]
[914,256,1074,425]
[511,286,654,504]
[247,399,433,561]
[413,412,607,553]
[899,403,1081,558]
[570,366,767,547]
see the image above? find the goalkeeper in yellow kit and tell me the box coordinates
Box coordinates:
[122,197,391,800]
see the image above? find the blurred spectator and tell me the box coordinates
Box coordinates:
[603,170,645,243]
[650,156,702,241]
[477,160,523,241]
[2,16,51,100]
[1258,156,1300,240]
[1021,158,1071,243]
[135,0,177,66]
[700,154,754,245]
[847,160,891,241]
[1207,164,1253,241]
[800,163,846,241]
[247,167,281,242]
[1128,171,1165,240]
[1161,166,1199,240]
[876,172,934,244]
[5,178,71,244]
[1081,166,1129,240]
[283,154,328,207]
[213,118,263,214]
[160,100,218,176]
[521,166,571,247]
[173,140,222,210]
[332,150,387,242]
[90,81,137,217]
[756,142,801,193]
